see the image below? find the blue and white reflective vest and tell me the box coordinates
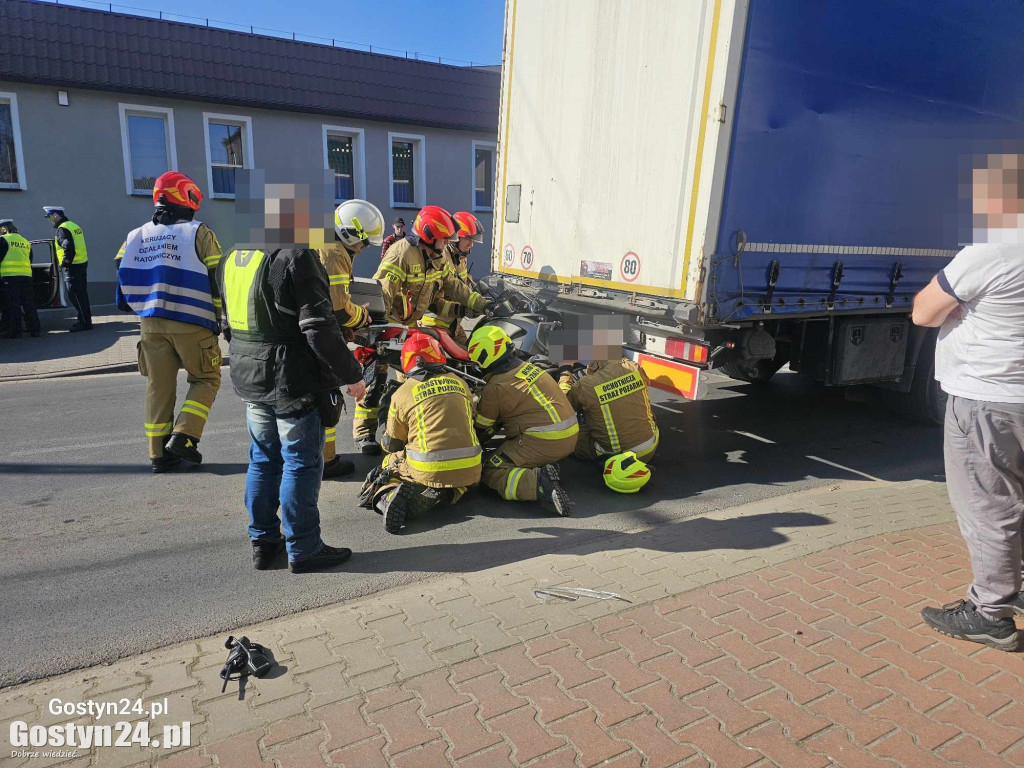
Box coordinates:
[117,220,217,331]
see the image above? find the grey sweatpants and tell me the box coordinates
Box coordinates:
[944,395,1024,619]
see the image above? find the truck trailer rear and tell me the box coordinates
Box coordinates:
[492,0,1024,422]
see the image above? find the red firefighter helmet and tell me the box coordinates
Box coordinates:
[153,171,203,211]
[452,211,484,243]
[401,331,447,373]
[412,205,457,248]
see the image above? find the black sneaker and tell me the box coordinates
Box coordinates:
[356,438,382,456]
[166,433,202,463]
[252,539,285,570]
[323,457,355,480]
[921,599,1019,651]
[289,544,353,574]
[69,322,92,332]
[537,464,573,517]
[151,454,182,474]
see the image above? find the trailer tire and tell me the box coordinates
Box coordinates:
[897,330,945,425]
[717,358,784,384]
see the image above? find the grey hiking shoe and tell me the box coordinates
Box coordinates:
[921,599,1018,651]
[537,464,573,517]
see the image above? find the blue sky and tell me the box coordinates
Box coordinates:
[64,0,506,66]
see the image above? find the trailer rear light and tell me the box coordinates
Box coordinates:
[665,338,709,364]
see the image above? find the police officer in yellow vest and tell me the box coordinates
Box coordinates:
[359,332,482,534]
[116,172,224,473]
[318,199,384,479]
[469,325,576,516]
[43,206,92,332]
[0,219,41,338]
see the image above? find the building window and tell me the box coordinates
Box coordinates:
[473,142,496,211]
[322,126,366,202]
[203,113,254,199]
[0,92,27,190]
[118,104,177,195]
[388,132,426,208]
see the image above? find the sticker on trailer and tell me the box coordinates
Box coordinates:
[520,245,535,270]
[502,243,515,267]
[620,252,641,282]
[635,352,700,400]
[580,260,612,280]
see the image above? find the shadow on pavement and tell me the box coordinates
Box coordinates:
[0,462,248,476]
[344,510,831,575]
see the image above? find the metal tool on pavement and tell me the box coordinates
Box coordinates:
[533,587,632,603]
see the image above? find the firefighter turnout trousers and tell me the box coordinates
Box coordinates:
[137,317,222,458]
[481,433,576,501]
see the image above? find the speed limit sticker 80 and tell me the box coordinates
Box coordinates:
[502,244,515,267]
[620,252,641,282]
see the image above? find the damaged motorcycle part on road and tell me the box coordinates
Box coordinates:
[533,587,632,603]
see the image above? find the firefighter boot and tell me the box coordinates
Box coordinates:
[379,484,452,534]
[166,432,203,464]
[537,464,573,517]
[323,457,355,479]
[151,435,182,474]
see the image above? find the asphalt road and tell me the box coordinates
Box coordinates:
[0,368,944,686]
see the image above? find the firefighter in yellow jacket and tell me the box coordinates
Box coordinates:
[559,358,660,462]
[420,211,484,344]
[319,199,384,478]
[115,172,223,472]
[469,325,576,515]
[359,332,482,533]
[354,205,488,454]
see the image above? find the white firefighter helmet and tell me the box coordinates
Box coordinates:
[334,199,385,248]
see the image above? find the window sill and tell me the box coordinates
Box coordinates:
[211,193,237,200]
[0,182,25,191]
[472,206,494,213]
[392,203,419,209]
[129,190,152,197]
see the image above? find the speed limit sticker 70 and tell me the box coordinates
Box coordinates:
[502,243,515,267]
[620,251,641,282]
[520,246,535,270]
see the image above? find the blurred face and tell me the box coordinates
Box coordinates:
[548,316,626,364]
[973,154,1024,230]
[457,236,474,254]
[394,222,405,236]
[46,212,62,227]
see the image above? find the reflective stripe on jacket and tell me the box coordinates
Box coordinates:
[118,220,216,331]
[384,372,482,488]
[476,361,579,444]
[562,358,659,455]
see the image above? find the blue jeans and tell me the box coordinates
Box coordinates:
[245,395,326,562]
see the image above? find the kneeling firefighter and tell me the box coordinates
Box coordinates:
[319,198,384,479]
[558,357,659,465]
[469,325,577,515]
[359,332,482,533]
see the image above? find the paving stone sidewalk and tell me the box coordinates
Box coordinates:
[4,478,1023,768]
[0,309,229,382]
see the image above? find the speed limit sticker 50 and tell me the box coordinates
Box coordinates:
[620,252,641,282]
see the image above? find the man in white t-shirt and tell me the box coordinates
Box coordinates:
[911,153,1024,652]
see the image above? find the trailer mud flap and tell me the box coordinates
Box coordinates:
[627,351,702,400]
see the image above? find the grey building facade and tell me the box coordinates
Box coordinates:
[0,0,500,299]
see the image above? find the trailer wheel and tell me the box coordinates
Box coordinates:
[897,330,945,425]
[717,358,784,384]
